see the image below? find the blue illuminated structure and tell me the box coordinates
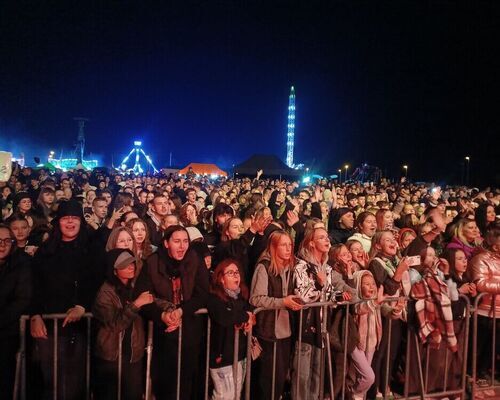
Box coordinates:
[286,86,296,167]
[120,140,158,173]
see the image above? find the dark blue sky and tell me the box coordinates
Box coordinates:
[0,1,499,185]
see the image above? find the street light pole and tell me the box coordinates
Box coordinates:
[338,169,342,184]
[465,156,470,185]
[403,165,408,179]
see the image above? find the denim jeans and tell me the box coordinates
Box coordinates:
[291,341,322,400]
[209,359,246,400]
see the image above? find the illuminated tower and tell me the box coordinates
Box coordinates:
[120,140,158,173]
[286,86,296,167]
[73,117,89,163]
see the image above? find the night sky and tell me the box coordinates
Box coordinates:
[1,1,499,185]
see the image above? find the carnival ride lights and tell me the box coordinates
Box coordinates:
[120,140,158,173]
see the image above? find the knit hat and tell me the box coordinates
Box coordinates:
[56,199,84,220]
[107,248,136,270]
[332,207,353,223]
[185,226,204,242]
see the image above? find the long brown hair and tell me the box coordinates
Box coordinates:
[261,230,295,276]
[210,258,249,302]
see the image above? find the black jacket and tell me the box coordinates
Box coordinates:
[0,253,32,337]
[207,293,251,368]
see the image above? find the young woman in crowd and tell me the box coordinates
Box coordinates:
[346,239,370,270]
[250,230,300,400]
[368,231,410,399]
[207,259,254,400]
[93,248,157,400]
[348,211,377,253]
[446,218,482,260]
[474,202,496,236]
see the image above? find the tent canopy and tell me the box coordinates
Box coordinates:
[234,154,302,177]
[179,163,227,177]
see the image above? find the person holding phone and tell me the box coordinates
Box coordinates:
[368,230,411,399]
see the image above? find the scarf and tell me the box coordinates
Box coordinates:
[224,287,241,299]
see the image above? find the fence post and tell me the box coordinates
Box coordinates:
[204,317,211,400]
[53,320,58,400]
[85,316,91,400]
[145,321,153,400]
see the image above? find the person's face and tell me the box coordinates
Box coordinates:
[358,197,366,207]
[462,221,480,242]
[226,218,244,240]
[2,187,11,198]
[15,182,22,191]
[216,212,232,227]
[116,231,134,250]
[486,206,496,223]
[338,245,352,264]
[454,250,468,275]
[19,198,32,213]
[186,205,196,220]
[187,191,196,203]
[276,235,292,261]
[152,196,170,216]
[403,204,415,215]
[221,263,241,291]
[423,247,437,268]
[55,190,65,200]
[100,192,111,205]
[348,198,358,208]
[146,192,154,203]
[0,228,13,260]
[165,230,189,260]
[311,228,331,255]
[320,202,329,215]
[383,211,394,229]
[437,203,446,214]
[59,216,81,241]
[377,232,397,257]
[349,242,364,260]
[276,191,285,203]
[139,192,148,204]
[401,233,416,249]
[366,195,375,205]
[116,263,136,281]
[132,222,147,245]
[61,180,70,189]
[93,200,108,219]
[10,220,30,243]
[98,181,106,189]
[164,215,179,228]
[360,215,377,237]
[340,212,355,229]
[41,191,54,206]
[360,274,377,299]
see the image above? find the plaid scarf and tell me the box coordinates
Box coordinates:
[410,269,457,352]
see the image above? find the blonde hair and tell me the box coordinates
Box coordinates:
[261,230,295,276]
[105,226,138,255]
[454,219,481,246]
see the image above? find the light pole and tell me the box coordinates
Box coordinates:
[338,169,342,184]
[403,165,408,178]
[344,165,349,182]
[465,156,470,185]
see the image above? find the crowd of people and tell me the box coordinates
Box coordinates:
[0,164,499,400]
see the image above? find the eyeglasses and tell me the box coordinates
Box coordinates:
[224,270,240,277]
[0,238,14,246]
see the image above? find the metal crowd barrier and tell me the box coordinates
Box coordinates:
[471,292,499,399]
[13,292,496,400]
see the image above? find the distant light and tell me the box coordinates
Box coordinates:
[403,165,408,169]
[338,169,341,173]
[211,174,218,179]
[134,141,142,146]
[302,176,310,184]
[465,156,470,161]
[344,165,349,169]
[305,167,309,172]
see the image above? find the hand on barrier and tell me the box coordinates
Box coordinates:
[162,308,183,332]
[30,315,48,339]
[133,291,154,308]
[63,305,85,327]
[341,291,353,301]
[283,295,303,311]
[241,311,256,333]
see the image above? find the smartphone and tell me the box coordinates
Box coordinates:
[407,255,421,267]
[84,207,92,214]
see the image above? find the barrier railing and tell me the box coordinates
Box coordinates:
[471,292,499,399]
[13,292,494,400]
